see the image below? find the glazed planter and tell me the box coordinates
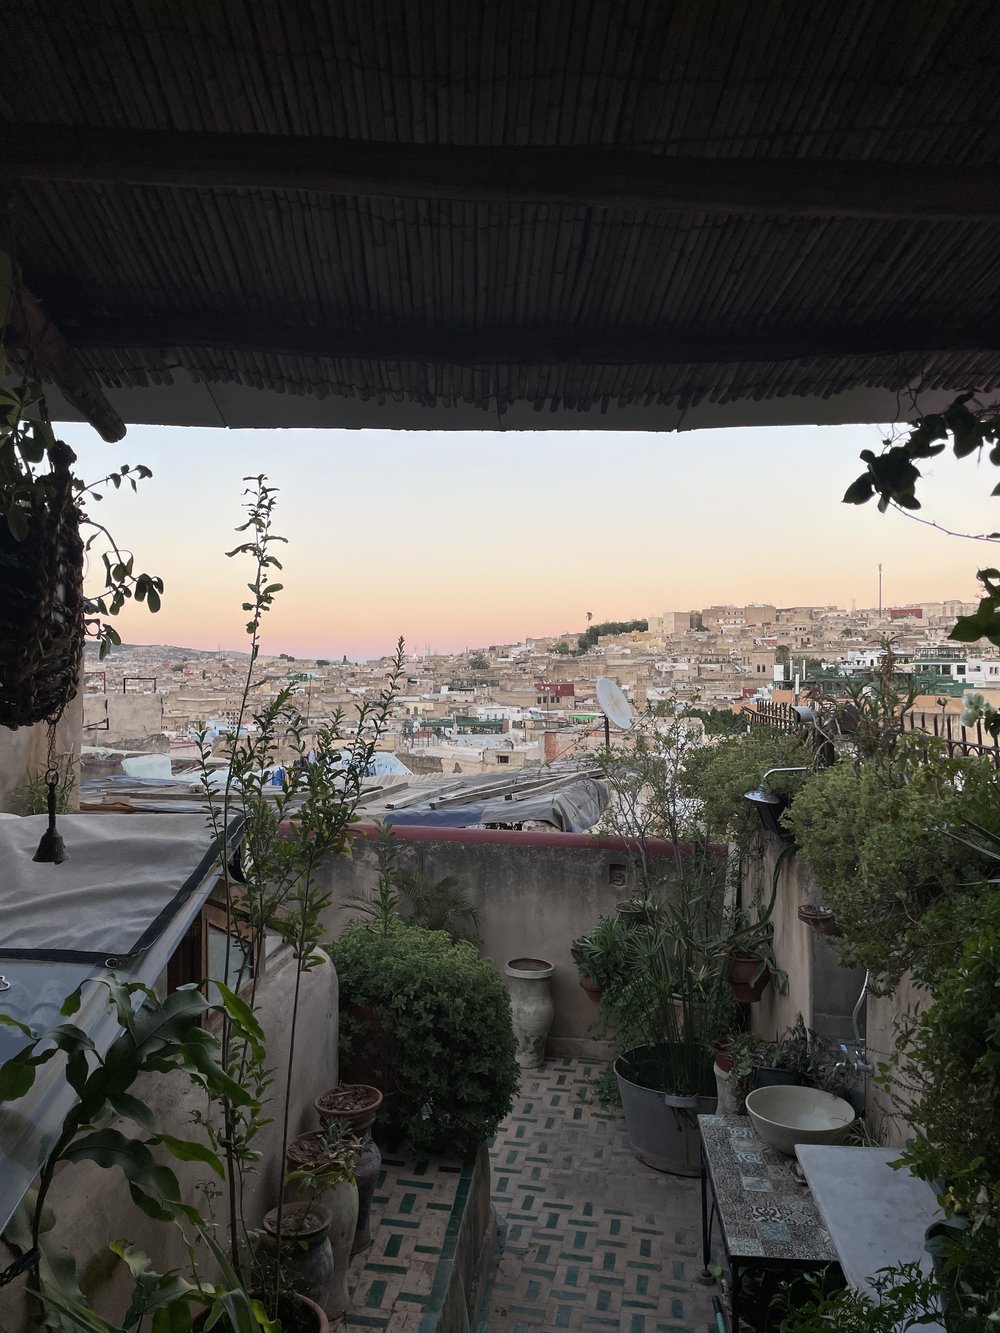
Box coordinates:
[261,1204,334,1315]
[615,1045,717,1176]
[505,957,555,1069]
[284,1134,360,1320]
[751,1065,802,1091]
[727,953,771,1003]
[314,1084,384,1256]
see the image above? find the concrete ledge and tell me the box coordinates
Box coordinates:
[419,1142,495,1333]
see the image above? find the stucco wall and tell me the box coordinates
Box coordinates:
[748,833,926,1145]
[750,837,866,1047]
[0,692,82,814]
[322,826,704,1059]
[82,691,165,744]
[0,950,339,1330]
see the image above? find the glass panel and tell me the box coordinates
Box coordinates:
[207,924,253,993]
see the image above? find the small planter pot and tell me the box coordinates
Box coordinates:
[712,1039,734,1074]
[713,1062,741,1115]
[727,953,771,1003]
[578,973,602,1005]
[614,899,657,923]
[797,904,841,937]
[615,1045,717,1176]
[505,957,555,1069]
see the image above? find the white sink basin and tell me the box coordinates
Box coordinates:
[745,1084,856,1155]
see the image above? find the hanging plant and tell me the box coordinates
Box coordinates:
[0,378,163,729]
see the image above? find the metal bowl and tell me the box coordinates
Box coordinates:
[745,1084,856,1156]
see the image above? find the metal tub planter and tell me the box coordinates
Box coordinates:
[615,1044,717,1175]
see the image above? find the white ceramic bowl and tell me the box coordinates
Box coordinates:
[745,1084,856,1156]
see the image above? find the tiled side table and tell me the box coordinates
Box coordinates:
[698,1115,838,1331]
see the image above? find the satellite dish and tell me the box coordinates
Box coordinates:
[595,677,634,731]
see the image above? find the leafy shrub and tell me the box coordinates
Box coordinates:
[785,742,997,988]
[328,920,518,1156]
[680,728,815,847]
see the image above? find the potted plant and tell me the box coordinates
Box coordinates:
[259,1203,335,1319]
[284,1119,360,1322]
[571,915,631,1002]
[797,903,840,936]
[593,855,731,1175]
[313,1084,383,1255]
[723,931,784,1003]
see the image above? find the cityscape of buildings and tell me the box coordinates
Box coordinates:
[79,595,992,783]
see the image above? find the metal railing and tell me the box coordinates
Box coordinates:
[903,709,1000,765]
[745,699,1000,765]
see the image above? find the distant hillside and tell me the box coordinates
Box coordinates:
[83,642,251,660]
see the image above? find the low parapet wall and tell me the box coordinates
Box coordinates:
[323,825,707,1057]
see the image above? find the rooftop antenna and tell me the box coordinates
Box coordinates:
[878,562,883,620]
[595,676,634,748]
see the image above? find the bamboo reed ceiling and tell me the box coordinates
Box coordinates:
[3,0,1000,431]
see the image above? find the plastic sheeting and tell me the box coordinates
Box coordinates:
[385,778,607,832]
[480,778,607,832]
[0,812,240,963]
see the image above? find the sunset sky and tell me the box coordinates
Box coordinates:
[61,420,997,661]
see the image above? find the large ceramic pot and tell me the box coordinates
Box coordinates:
[505,957,555,1069]
[615,1045,717,1175]
[284,1135,360,1320]
[261,1204,334,1314]
[314,1085,384,1257]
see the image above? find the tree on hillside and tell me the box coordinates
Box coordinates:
[574,618,647,655]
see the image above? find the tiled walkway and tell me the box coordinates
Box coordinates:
[345,1145,469,1331]
[481,1060,719,1333]
[342,1059,721,1331]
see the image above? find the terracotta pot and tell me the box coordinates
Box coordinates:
[712,1039,734,1074]
[194,1293,328,1333]
[314,1083,383,1133]
[727,953,770,1003]
[578,973,601,1004]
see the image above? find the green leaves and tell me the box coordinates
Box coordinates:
[950,570,1000,648]
[843,394,1000,516]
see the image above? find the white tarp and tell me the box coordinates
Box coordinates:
[0,812,239,963]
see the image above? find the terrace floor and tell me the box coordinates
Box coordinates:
[342,1059,722,1332]
[479,1059,720,1333]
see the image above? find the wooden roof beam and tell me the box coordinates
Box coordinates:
[5,124,1000,222]
[64,315,1000,366]
[7,286,126,441]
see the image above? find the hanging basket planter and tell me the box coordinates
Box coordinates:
[0,439,84,731]
[797,904,841,937]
